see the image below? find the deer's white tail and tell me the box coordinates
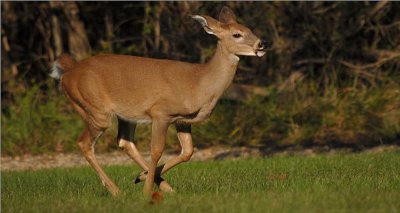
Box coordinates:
[50,60,63,80]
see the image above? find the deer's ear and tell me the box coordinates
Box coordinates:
[219,6,237,24]
[191,15,221,35]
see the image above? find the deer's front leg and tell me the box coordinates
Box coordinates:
[158,123,193,175]
[117,119,173,192]
[143,118,168,196]
[136,123,193,189]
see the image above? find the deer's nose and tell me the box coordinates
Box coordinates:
[257,40,268,50]
[257,39,272,50]
[258,40,265,49]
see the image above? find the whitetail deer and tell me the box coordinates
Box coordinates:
[50,6,267,197]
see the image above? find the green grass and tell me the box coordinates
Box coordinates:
[2,152,400,213]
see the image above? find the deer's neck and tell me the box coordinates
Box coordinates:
[198,42,239,99]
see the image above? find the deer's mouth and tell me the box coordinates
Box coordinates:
[256,50,266,57]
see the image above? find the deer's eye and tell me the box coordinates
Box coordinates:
[233,33,242,38]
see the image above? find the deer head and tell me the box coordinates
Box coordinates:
[191,6,267,57]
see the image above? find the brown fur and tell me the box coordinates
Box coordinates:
[56,6,266,197]
[58,53,77,72]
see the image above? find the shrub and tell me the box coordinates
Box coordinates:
[1,82,83,155]
[2,77,399,156]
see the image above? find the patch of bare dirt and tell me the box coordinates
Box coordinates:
[1,145,398,171]
[0,147,236,171]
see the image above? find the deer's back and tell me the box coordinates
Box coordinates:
[61,54,204,124]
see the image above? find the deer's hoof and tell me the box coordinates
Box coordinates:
[134,170,148,184]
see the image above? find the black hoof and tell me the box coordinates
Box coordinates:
[134,176,141,184]
[133,171,165,185]
[133,171,148,184]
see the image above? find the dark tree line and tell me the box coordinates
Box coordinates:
[1,2,400,155]
[2,2,400,108]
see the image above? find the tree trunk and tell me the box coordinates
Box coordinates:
[153,2,164,51]
[104,8,114,53]
[49,1,63,58]
[61,2,91,60]
[1,2,18,78]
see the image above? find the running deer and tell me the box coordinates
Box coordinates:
[50,6,267,197]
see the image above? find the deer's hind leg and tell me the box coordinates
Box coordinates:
[77,125,120,196]
[117,118,173,192]
[63,83,119,195]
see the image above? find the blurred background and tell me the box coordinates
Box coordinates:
[1,1,399,156]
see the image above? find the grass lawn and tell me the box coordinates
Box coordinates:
[2,152,400,213]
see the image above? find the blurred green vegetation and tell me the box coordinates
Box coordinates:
[1,2,399,156]
[2,75,399,156]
